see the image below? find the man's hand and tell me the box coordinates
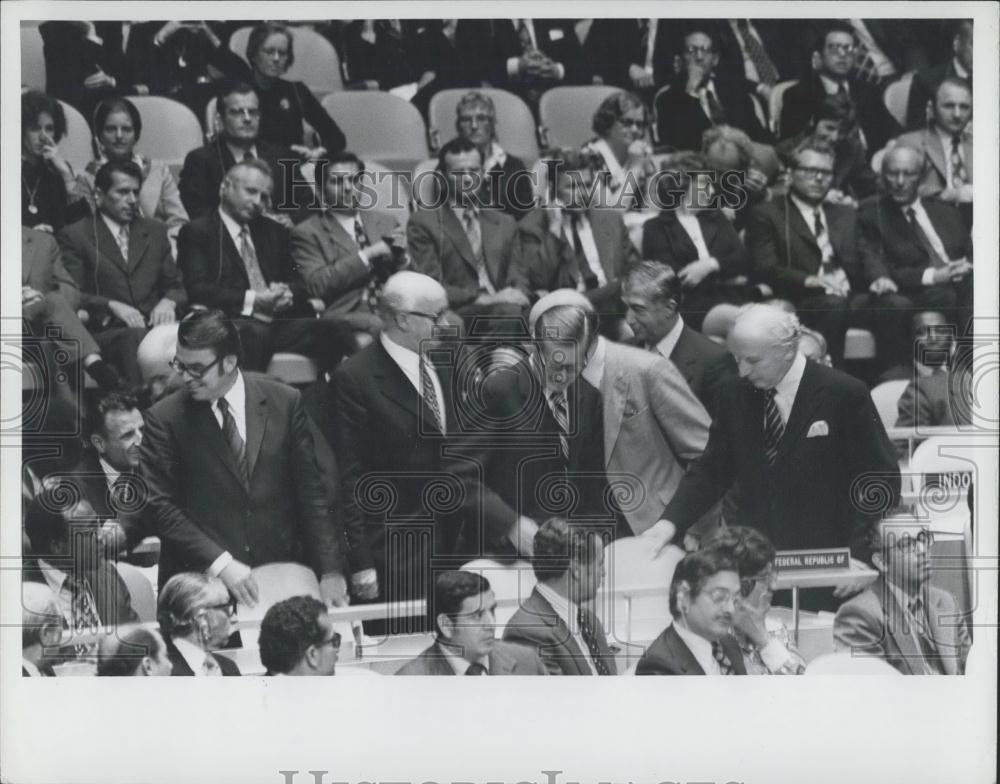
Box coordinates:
[350,568,379,601]
[150,298,177,326]
[252,287,283,316]
[83,69,116,90]
[220,559,260,607]
[418,70,437,89]
[682,532,700,553]
[22,286,45,308]
[940,184,973,203]
[629,64,654,88]
[685,63,710,94]
[290,144,327,161]
[831,557,870,599]
[108,300,146,328]
[745,168,769,193]
[679,258,718,288]
[536,59,563,81]
[509,516,539,558]
[271,283,295,313]
[496,287,531,307]
[363,240,393,262]
[641,519,676,559]
[803,275,827,289]
[320,572,349,607]
[264,211,295,229]
[948,258,973,281]
[869,276,898,295]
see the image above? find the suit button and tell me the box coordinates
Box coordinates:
[244,545,251,553]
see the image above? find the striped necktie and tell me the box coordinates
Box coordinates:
[217,398,249,487]
[238,226,269,291]
[547,390,570,461]
[420,356,445,435]
[712,640,736,675]
[762,388,783,466]
[577,608,612,675]
[950,135,967,188]
[116,224,130,264]
[736,19,778,85]
[905,207,947,268]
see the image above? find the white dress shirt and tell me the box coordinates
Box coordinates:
[333,211,371,267]
[172,636,216,677]
[219,208,261,316]
[820,74,850,97]
[535,583,600,674]
[553,208,607,289]
[652,316,685,358]
[771,351,807,425]
[225,142,259,164]
[380,332,447,434]
[207,372,247,577]
[99,457,121,488]
[101,213,131,258]
[674,210,713,261]
[673,621,721,675]
[441,643,490,675]
[580,335,608,389]
[903,199,953,285]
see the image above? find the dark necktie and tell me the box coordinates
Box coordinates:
[905,207,946,268]
[517,19,534,54]
[202,653,223,676]
[570,215,597,290]
[762,388,783,466]
[712,640,736,675]
[465,662,488,675]
[950,135,967,188]
[736,19,778,85]
[243,151,255,163]
[704,86,726,125]
[547,390,570,462]
[68,576,101,635]
[909,596,943,674]
[420,356,445,435]
[577,608,612,675]
[238,226,269,291]
[217,398,249,487]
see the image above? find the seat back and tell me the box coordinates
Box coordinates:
[871,379,910,430]
[115,562,157,623]
[20,23,46,89]
[428,88,540,163]
[58,100,93,174]
[362,159,412,227]
[538,85,621,149]
[229,25,343,96]
[128,96,204,167]
[883,72,915,127]
[768,79,798,136]
[321,92,429,172]
[236,562,322,652]
[461,558,537,627]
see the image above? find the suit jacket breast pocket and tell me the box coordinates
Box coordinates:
[620,404,649,424]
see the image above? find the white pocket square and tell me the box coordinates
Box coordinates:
[806,420,829,438]
[549,28,565,40]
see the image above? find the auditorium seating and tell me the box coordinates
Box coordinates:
[128,96,204,168]
[461,558,537,627]
[115,561,157,622]
[57,99,93,174]
[266,353,319,386]
[538,85,621,149]
[228,25,344,97]
[768,79,797,136]
[871,379,910,430]
[321,92,429,172]
[883,72,915,128]
[428,88,540,164]
[20,22,45,90]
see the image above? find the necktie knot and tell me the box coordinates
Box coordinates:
[464,662,488,675]
[712,640,735,675]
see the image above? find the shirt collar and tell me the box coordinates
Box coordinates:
[672,620,715,670]
[535,583,582,633]
[218,207,248,242]
[36,557,70,596]
[953,57,969,80]
[588,137,626,185]
[172,636,212,674]
[380,331,421,368]
[789,192,824,226]
[935,124,968,147]
[438,641,489,675]
[100,212,129,238]
[216,369,245,413]
[653,316,685,357]
[580,335,607,389]
[98,457,121,487]
[483,141,507,172]
[225,142,258,164]
[819,74,849,95]
[774,351,807,399]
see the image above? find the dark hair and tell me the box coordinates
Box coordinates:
[177,309,242,363]
[433,570,490,637]
[702,526,776,578]
[87,390,140,438]
[818,21,857,52]
[621,259,683,307]
[22,90,67,141]
[791,139,836,168]
[437,136,480,172]
[682,25,717,50]
[935,77,973,103]
[24,482,95,553]
[92,97,143,140]
[258,595,329,674]
[314,150,366,192]
[97,626,167,676]
[247,22,295,70]
[531,517,602,583]
[216,79,259,107]
[809,94,857,127]
[592,91,646,137]
[669,548,737,618]
[94,159,143,192]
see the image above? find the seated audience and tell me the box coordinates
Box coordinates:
[835,516,970,674]
[97,626,173,676]
[341,19,416,92]
[636,548,747,675]
[905,21,973,130]
[156,573,241,676]
[395,571,547,675]
[621,260,736,418]
[21,582,65,677]
[21,91,89,232]
[503,518,617,675]
[77,97,189,248]
[701,124,778,230]
[702,526,806,675]
[258,595,340,676]
[407,138,531,325]
[582,91,656,211]
[642,152,752,331]
[655,27,771,153]
[37,21,128,116]
[59,160,186,385]
[409,20,493,117]
[895,313,973,428]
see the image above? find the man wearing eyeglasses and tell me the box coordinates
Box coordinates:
[835,517,970,674]
[140,309,347,609]
[258,595,340,676]
[156,572,241,676]
[779,22,900,153]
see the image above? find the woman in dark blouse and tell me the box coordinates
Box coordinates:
[223,22,346,158]
[21,91,89,233]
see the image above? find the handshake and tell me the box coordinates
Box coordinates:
[364,226,410,283]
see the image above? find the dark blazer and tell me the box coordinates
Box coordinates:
[57,215,186,323]
[329,339,464,589]
[140,372,345,588]
[407,206,530,310]
[641,208,750,283]
[857,197,972,290]
[636,624,746,675]
[178,138,304,221]
[486,153,535,221]
[503,587,618,675]
[746,195,862,300]
[584,18,672,90]
[22,556,138,628]
[395,640,548,675]
[650,324,736,419]
[39,22,129,114]
[476,19,590,89]
[655,79,771,152]
[663,360,901,552]
[779,74,901,152]
[125,22,239,100]
[177,212,311,317]
[165,638,241,676]
[342,20,415,91]
[22,157,91,232]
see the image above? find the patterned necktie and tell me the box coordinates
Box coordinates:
[202,653,222,676]
[905,207,946,268]
[762,388,784,466]
[813,208,835,271]
[238,226,269,291]
[217,398,249,486]
[950,135,967,189]
[908,596,943,674]
[569,215,597,291]
[517,19,534,53]
[420,356,445,435]
[465,662,488,675]
[577,608,612,675]
[712,640,736,675]
[68,576,101,635]
[116,224,130,264]
[354,217,380,309]
[548,390,570,462]
[736,19,778,85]
[703,86,727,125]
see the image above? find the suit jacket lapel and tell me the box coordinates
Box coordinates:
[923,132,948,183]
[775,361,824,463]
[127,221,150,274]
[324,211,359,254]
[665,625,705,675]
[600,346,630,467]
[876,579,921,674]
[527,589,590,674]
[95,217,130,274]
[191,399,248,491]
[373,340,422,420]
[784,197,820,257]
[479,210,505,286]
[441,207,478,270]
[243,377,267,481]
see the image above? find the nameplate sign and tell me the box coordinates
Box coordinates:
[774,548,850,572]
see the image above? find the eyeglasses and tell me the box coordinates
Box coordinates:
[315,632,342,650]
[617,117,647,129]
[202,599,238,617]
[405,309,449,324]
[169,356,222,380]
[224,107,261,119]
[457,113,494,125]
[684,45,715,56]
[825,43,856,54]
[702,588,738,606]
[890,530,934,553]
[795,166,835,179]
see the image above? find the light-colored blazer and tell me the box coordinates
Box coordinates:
[599,339,711,534]
[889,128,973,200]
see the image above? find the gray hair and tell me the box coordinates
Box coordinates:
[734,303,802,350]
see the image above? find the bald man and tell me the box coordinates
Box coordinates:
[654,304,900,607]
[330,272,465,631]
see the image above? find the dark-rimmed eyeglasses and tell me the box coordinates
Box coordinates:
[740,568,778,598]
[795,166,835,179]
[169,356,222,380]
[315,631,341,650]
[202,599,238,617]
[405,309,450,324]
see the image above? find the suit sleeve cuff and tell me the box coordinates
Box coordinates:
[242,290,255,316]
[921,268,936,286]
[554,63,565,80]
[208,551,233,577]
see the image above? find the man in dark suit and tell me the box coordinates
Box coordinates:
[330,272,465,628]
[584,18,670,99]
[178,81,306,221]
[396,571,547,675]
[156,572,241,676]
[835,516,970,674]
[503,518,617,675]
[58,160,186,385]
[857,144,973,366]
[637,549,747,675]
[139,310,347,607]
[655,27,772,153]
[905,21,973,131]
[779,22,901,154]
[38,21,128,116]
[655,305,900,608]
[407,138,531,326]
[178,158,340,372]
[258,595,340,676]
[621,261,736,418]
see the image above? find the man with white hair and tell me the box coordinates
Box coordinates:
[655,304,900,606]
[21,582,65,676]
